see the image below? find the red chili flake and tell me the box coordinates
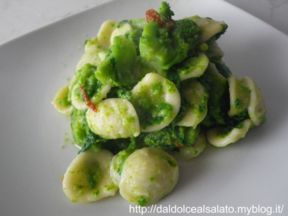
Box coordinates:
[79,85,98,112]
[145,9,164,26]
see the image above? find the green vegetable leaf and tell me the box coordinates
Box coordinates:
[78,131,103,154]
[159,1,174,21]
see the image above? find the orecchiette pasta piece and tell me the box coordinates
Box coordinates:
[71,83,111,110]
[110,149,133,186]
[97,20,117,48]
[178,133,207,160]
[200,63,228,125]
[177,80,208,128]
[76,38,107,70]
[70,84,88,110]
[52,85,72,115]
[228,76,251,117]
[110,22,132,45]
[62,150,118,203]
[207,119,252,147]
[191,16,227,42]
[177,53,209,81]
[119,148,179,206]
[244,77,266,126]
[86,98,140,139]
[69,64,111,110]
[131,73,181,132]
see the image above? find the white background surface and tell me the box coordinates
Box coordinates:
[1,0,288,45]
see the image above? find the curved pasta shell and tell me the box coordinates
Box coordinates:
[71,83,111,111]
[119,148,179,206]
[244,77,266,126]
[70,84,87,110]
[207,119,252,147]
[86,98,140,139]
[191,16,227,42]
[132,73,181,132]
[177,80,208,128]
[177,53,209,81]
[228,75,250,117]
[110,149,132,186]
[97,20,117,48]
[62,150,117,203]
[110,23,132,45]
[52,85,72,115]
[178,133,207,160]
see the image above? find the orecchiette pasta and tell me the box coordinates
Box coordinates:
[52,85,72,115]
[71,83,111,111]
[119,148,179,206]
[62,150,117,203]
[132,73,180,132]
[191,16,227,42]
[86,98,140,139]
[110,149,133,186]
[245,77,266,126]
[207,119,252,147]
[97,20,117,48]
[110,22,132,45]
[177,80,208,128]
[228,75,250,117]
[177,53,209,81]
[76,38,107,70]
[178,134,207,160]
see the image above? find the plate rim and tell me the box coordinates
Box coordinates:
[1,0,288,49]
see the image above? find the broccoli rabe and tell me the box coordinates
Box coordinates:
[70,109,103,152]
[174,19,201,50]
[142,125,199,150]
[96,36,145,86]
[159,1,174,21]
[71,109,90,145]
[140,22,178,71]
[200,63,229,126]
[140,20,201,72]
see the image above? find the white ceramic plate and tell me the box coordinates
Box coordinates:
[1,0,288,215]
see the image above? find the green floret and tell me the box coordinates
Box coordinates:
[96,36,145,86]
[71,109,89,145]
[200,63,229,126]
[139,17,201,72]
[143,128,176,150]
[70,109,104,152]
[183,127,200,146]
[140,22,189,71]
[111,36,137,85]
[78,131,103,153]
[69,64,103,103]
[174,19,201,50]
[119,19,144,52]
[159,1,174,21]
[69,64,97,93]
[116,87,132,100]
[142,125,200,150]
